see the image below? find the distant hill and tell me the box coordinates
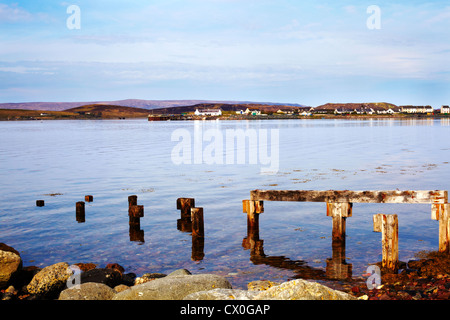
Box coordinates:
[65,104,150,118]
[0,99,308,111]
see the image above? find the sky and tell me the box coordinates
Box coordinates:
[0,0,449,107]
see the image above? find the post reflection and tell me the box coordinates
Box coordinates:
[242,213,352,281]
[177,198,205,261]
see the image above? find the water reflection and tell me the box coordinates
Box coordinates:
[177,198,205,261]
[242,211,352,281]
[129,218,144,243]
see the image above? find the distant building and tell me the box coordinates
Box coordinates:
[244,108,261,115]
[441,105,450,114]
[276,109,294,114]
[194,109,222,116]
[401,106,434,114]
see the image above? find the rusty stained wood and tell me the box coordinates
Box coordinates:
[250,189,448,204]
[373,214,399,273]
[191,207,204,238]
[242,200,264,233]
[129,205,144,218]
[432,204,450,253]
[177,198,195,220]
[327,202,352,244]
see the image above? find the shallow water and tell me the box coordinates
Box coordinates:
[0,118,449,288]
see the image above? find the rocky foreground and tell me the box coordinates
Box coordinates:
[1,243,449,300]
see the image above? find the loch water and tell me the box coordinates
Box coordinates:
[0,118,449,288]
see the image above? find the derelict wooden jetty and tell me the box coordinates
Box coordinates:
[244,189,449,273]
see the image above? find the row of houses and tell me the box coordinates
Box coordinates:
[317,105,450,115]
[193,105,450,117]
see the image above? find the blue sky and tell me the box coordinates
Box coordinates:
[0,1,449,107]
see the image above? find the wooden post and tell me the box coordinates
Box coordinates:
[373,214,399,273]
[129,205,144,218]
[36,200,45,207]
[177,198,195,220]
[128,195,137,208]
[326,202,352,245]
[76,201,85,223]
[242,200,264,233]
[191,207,204,238]
[85,195,93,202]
[432,203,450,253]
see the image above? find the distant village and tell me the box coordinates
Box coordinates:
[148,103,450,121]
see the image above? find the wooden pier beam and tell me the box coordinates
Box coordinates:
[85,195,93,202]
[250,189,447,204]
[373,214,399,273]
[432,204,450,253]
[326,202,352,245]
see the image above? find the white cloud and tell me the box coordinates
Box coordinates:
[0,3,32,22]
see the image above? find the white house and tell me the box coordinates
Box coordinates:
[244,108,261,115]
[194,109,222,116]
[401,106,434,114]
[441,105,450,114]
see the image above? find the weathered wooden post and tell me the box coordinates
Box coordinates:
[128,195,144,226]
[177,198,195,232]
[432,203,450,253]
[85,195,93,202]
[373,213,399,273]
[129,205,144,218]
[242,200,264,233]
[177,198,195,220]
[36,200,45,207]
[326,202,352,245]
[191,207,204,238]
[76,201,85,223]
[128,195,137,208]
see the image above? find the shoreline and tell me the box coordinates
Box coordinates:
[1,242,449,300]
[1,113,449,121]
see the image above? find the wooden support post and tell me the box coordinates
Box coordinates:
[242,200,264,232]
[76,201,85,223]
[177,198,195,220]
[129,205,144,218]
[191,207,204,238]
[36,200,45,207]
[373,214,399,273]
[128,195,137,208]
[85,195,93,202]
[326,202,352,245]
[432,204,450,253]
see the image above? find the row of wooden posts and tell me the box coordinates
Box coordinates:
[36,189,450,274]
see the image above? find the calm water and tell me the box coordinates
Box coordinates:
[0,118,449,288]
